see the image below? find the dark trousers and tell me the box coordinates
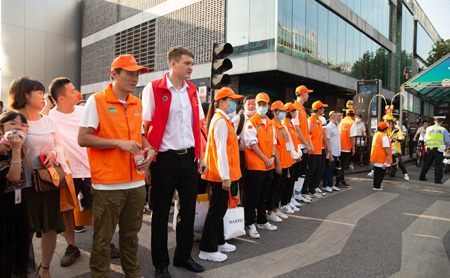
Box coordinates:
[373,166,386,188]
[298,149,309,194]
[319,149,326,187]
[267,168,288,211]
[393,153,408,174]
[420,149,444,183]
[150,148,198,269]
[304,154,322,194]
[323,155,337,188]
[239,151,247,205]
[281,162,299,205]
[199,182,229,252]
[336,151,351,184]
[409,137,417,157]
[244,169,273,226]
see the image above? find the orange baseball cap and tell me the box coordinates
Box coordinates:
[295,85,313,95]
[110,54,148,73]
[312,101,328,110]
[74,90,82,100]
[284,102,296,112]
[271,100,287,111]
[378,122,388,129]
[255,92,270,103]
[214,87,244,101]
[347,108,355,114]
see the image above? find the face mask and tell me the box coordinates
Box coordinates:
[278,111,286,120]
[257,106,268,116]
[245,108,256,116]
[1,130,26,145]
[226,101,236,114]
[356,118,362,123]
[335,120,340,125]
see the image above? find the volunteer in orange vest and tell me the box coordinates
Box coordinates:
[292,86,314,204]
[142,46,206,276]
[198,88,243,263]
[304,101,328,199]
[78,54,157,278]
[337,108,357,187]
[370,122,392,190]
[281,102,303,209]
[266,101,302,223]
[243,92,277,239]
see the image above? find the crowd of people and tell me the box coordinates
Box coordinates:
[0,46,449,278]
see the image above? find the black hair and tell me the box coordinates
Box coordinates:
[201,102,210,116]
[423,120,429,124]
[0,111,27,130]
[49,77,71,102]
[244,94,256,103]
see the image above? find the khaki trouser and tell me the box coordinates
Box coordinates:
[90,186,146,278]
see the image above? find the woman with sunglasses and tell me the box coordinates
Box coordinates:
[0,111,30,278]
[9,76,69,278]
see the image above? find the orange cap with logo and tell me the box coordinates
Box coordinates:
[255,92,270,103]
[284,102,296,112]
[214,87,244,101]
[312,101,328,110]
[110,54,148,73]
[271,100,287,111]
[295,85,313,95]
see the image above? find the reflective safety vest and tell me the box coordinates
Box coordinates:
[425,125,445,148]
[370,131,392,164]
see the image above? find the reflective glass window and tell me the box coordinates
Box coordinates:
[327,10,337,70]
[278,0,293,55]
[292,0,307,58]
[317,4,328,66]
[305,0,318,63]
[416,22,434,62]
[337,17,346,72]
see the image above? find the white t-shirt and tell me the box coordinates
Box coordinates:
[49,106,91,178]
[23,115,70,187]
[374,135,391,168]
[232,113,250,152]
[80,96,145,190]
[327,122,341,157]
[141,76,205,152]
[416,126,426,141]
[210,109,231,181]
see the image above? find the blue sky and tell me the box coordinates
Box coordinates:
[416,0,450,40]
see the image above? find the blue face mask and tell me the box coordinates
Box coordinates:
[356,118,362,123]
[226,101,236,114]
[257,106,268,116]
[278,111,286,120]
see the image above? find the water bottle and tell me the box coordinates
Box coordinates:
[134,151,145,174]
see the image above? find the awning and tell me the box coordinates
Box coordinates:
[403,52,450,103]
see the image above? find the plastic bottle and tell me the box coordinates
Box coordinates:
[134,151,145,174]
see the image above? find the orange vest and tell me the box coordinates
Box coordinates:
[88,84,144,184]
[273,120,292,169]
[202,112,242,182]
[244,113,275,171]
[283,118,300,164]
[370,131,393,164]
[339,116,355,151]
[295,102,310,144]
[320,116,326,149]
[309,114,323,155]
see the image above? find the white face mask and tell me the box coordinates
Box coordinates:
[257,106,268,116]
[245,108,256,116]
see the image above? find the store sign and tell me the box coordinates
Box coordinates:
[198,86,207,98]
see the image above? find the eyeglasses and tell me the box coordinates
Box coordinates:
[3,121,28,129]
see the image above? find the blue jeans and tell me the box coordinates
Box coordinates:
[323,155,337,188]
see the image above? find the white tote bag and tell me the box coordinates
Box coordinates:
[223,206,245,240]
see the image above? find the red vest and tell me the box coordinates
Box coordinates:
[146,74,201,159]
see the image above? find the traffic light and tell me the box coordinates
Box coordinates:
[210,42,233,90]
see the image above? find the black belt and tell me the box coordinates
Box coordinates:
[164,147,194,155]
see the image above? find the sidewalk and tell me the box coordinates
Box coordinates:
[348,154,415,175]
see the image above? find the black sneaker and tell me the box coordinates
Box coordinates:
[110,243,120,259]
[74,226,86,233]
[60,244,81,267]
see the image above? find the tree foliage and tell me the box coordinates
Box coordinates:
[426,39,450,65]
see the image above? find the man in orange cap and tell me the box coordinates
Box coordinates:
[337,108,357,187]
[292,85,314,203]
[141,46,206,276]
[78,54,156,277]
[243,92,278,239]
[304,101,329,198]
[369,122,392,190]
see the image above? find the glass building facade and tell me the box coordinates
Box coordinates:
[415,22,435,62]
[396,3,413,92]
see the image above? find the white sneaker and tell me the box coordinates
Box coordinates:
[368,170,374,177]
[275,209,288,219]
[312,193,322,199]
[303,194,312,201]
[256,222,277,231]
[199,251,227,262]
[372,187,383,191]
[315,188,326,196]
[331,185,341,191]
[288,203,300,212]
[218,242,236,253]
[300,195,312,203]
[323,186,333,193]
[280,205,294,214]
[246,224,260,239]
[404,174,409,181]
[267,212,283,222]
[290,198,302,207]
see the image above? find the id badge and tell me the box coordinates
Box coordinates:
[286,142,291,152]
[15,188,21,205]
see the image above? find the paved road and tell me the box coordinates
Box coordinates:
[31,162,450,278]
